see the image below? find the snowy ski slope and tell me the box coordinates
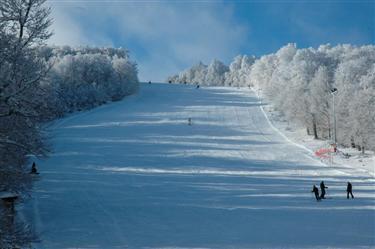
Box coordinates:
[24,83,374,248]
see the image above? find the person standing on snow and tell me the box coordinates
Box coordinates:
[312,185,320,201]
[347,182,354,199]
[30,162,38,174]
[320,181,328,199]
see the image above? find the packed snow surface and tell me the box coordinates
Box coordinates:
[24,83,374,248]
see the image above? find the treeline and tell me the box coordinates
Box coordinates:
[168,44,375,152]
[46,46,139,116]
[0,0,139,197]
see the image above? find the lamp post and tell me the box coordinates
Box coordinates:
[258,88,262,104]
[330,88,338,145]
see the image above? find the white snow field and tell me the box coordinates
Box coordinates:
[24,83,374,249]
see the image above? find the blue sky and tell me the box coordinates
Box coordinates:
[48,0,374,81]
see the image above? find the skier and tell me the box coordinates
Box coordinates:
[30,162,38,174]
[196,85,200,89]
[320,181,328,199]
[311,185,320,201]
[188,118,192,126]
[347,182,354,199]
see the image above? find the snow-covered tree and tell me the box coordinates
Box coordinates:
[249,53,277,92]
[167,43,375,151]
[334,47,375,147]
[167,60,227,86]
[224,55,255,87]
[48,46,139,113]
[0,0,52,193]
[309,66,333,139]
[205,59,229,85]
[346,64,375,152]
[0,0,140,198]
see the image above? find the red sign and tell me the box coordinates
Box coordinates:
[315,147,335,158]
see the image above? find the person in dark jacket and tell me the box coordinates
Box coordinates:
[312,185,320,201]
[320,181,328,199]
[30,162,38,174]
[347,182,354,199]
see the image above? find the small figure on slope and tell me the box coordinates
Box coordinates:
[312,185,320,201]
[320,181,328,199]
[196,85,200,89]
[347,182,354,199]
[188,118,192,126]
[30,162,39,174]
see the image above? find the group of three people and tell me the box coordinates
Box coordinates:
[312,181,354,201]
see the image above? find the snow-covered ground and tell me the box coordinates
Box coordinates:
[23,83,374,248]
[261,102,375,178]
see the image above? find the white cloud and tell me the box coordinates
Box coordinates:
[48,4,88,46]
[47,1,249,81]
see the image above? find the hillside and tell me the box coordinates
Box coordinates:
[23,83,374,248]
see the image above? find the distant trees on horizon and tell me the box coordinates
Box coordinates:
[167,43,375,152]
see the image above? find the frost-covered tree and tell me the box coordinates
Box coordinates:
[309,66,333,139]
[249,53,277,91]
[0,0,140,196]
[187,62,207,84]
[168,43,375,151]
[167,60,228,86]
[334,46,375,148]
[205,59,229,85]
[346,64,375,152]
[48,46,139,114]
[112,55,139,98]
[167,74,179,83]
[0,3,139,245]
[224,55,255,87]
[0,0,52,193]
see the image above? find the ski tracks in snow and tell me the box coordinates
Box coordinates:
[25,83,375,248]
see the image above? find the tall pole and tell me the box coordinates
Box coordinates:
[333,92,336,144]
[258,88,261,104]
[331,88,338,147]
